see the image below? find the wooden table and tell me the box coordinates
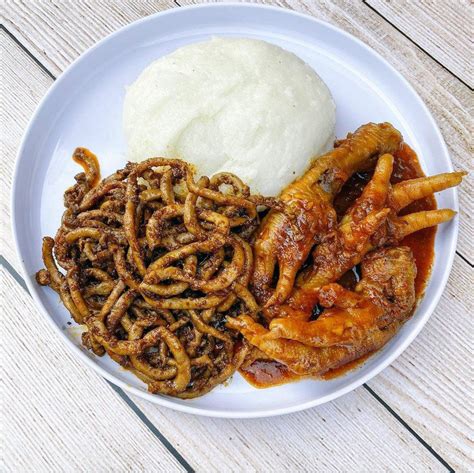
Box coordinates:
[1,1,472,471]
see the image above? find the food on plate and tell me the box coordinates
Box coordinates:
[251,122,403,307]
[123,37,335,196]
[229,247,419,376]
[36,148,276,398]
[36,123,465,397]
[230,123,464,381]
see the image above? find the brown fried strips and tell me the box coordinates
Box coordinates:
[36,152,267,398]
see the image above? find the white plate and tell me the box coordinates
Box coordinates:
[12,3,458,418]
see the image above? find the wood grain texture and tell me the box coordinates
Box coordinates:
[131,389,445,472]
[1,30,52,273]
[1,267,184,473]
[1,0,177,77]
[2,1,473,471]
[367,0,473,87]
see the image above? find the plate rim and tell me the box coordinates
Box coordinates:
[11,2,459,418]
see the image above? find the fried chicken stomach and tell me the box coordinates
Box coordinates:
[36,150,278,398]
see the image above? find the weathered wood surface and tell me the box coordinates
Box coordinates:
[1,29,50,273]
[1,267,184,473]
[367,0,473,88]
[1,0,178,77]
[1,1,473,471]
[132,391,447,472]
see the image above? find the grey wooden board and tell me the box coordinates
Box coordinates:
[1,1,473,471]
[1,267,184,473]
[367,0,473,88]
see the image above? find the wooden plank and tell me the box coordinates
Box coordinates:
[1,267,184,472]
[2,1,471,471]
[131,388,443,472]
[367,0,473,88]
[0,30,52,273]
[1,0,177,77]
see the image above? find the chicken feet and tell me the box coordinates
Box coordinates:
[251,122,403,307]
[227,247,416,376]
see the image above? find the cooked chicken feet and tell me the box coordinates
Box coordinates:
[251,123,403,307]
[263,155,462,321]
[231,123,465,378]
[228,247,416,375]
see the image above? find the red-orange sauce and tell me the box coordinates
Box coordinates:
[321,353,372,380]
[392,143,436,297]
[241,143,436,388]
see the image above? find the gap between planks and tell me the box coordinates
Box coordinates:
[1,25,56,80]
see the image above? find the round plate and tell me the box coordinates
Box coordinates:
[12,3,458,418]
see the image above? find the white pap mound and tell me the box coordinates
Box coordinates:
[123,37,336,196]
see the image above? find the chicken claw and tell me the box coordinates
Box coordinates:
[393,209,457,240]
[391,171,466,212]
[229,247,416,375]
[252,123,403,307]
[227,313,397,376]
